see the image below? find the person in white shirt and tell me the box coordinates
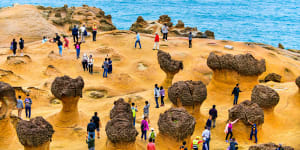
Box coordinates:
[202,126,211,150]
[154,84,160,108]
[80,25,86,42]
[162,24,169,41]
[82,53,88,71]
[88,55,94,74]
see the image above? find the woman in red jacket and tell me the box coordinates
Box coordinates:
[153,32,159,50]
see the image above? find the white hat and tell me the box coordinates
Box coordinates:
[155,32,158,34]
[151,128,154,131]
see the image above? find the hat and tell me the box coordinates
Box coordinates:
[155,32,158,34]
[151,128,154,131]
[196,136,200,139]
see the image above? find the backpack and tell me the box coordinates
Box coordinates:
[141,122,145,130]
[150,132,155,139]
[88,123,96,132]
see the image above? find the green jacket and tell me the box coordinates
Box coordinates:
[86,138,95,148]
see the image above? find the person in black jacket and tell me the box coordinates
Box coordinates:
[19,38,24,56]
[209,105,218,128]
[72,25,79,43]
[11,39,17,56]
[53,33,61,42]
[231,84,242,105]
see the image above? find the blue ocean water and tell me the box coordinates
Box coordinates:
[1,0,300,49]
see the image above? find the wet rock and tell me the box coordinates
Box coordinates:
[264,73,281,82]
[207,52,266,76]
[168,80,207,106]
[278,43,285,49]
[51,75,84,99]
[0,82,17,120]
[16,116,54,147]
[251,85,279,109]
[228,100,264,125]
[248,143,294,150]
[157,50,183,74]
[296,76,300,89]
[158,108,196,141]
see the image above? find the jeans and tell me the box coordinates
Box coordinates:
[163,33,168,40]
[25,106,31,118]
[141,130,147,140]
[103,68,108,77]
[13,49,16,56]
[73,34,78,42]
[161,96,164,105]
[89,64,93,74]
[202,141,209,150]
[92,31,97,41]
[76,48,80,59]
[135,40,141,48]
[89,147,95,150]
[88,132,95,139]
[189,40,192,48]
[155,97,159,108]
[233,95,239,105]
[250,132,258,143]
[133,117,136,126]
[58,45,62,56]
[82,61,88,71]
[212,118,216,128]
[153,42,159,50]
[206,138,210,150]
[225,131,233,140]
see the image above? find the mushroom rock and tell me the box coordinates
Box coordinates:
[48,75,87,128]
[296,76,300,91]
[248,143,294,150]
[251,85,280,110]
[105,98,138,150]
[207,52,266,91]
[157,50,183,89]
[168,80,207,115]
[0,82,18,148]
[157,108,195,149]
[16,116,54,150]
[264,73,281,82]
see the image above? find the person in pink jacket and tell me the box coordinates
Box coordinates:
[224,119,239,142]
[141,116,149,141]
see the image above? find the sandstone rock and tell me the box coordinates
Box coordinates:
[251,85,280,109]
[51,76,84,99]
[6,55,31,65]
[296,76,300,89]
[89,91,105,99]
[168,80,207,106]
[130,16,152,34]
[204,30,215,39]
[157,50,183,74]
[158,108,196,141]
[228,100,264,125]
[207,52,266,76]
[278,43,285,49]
[264,73,281,82]
[248,143,294,150]
[175,20,184,28]
[158,15,172,24]
[16,116,54,147]
[0,82,17,120]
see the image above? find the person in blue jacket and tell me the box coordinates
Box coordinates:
[231,84,242,105]
[72,25,79,43]
[248,120,258,144]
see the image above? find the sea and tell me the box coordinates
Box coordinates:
[1,0,299,49]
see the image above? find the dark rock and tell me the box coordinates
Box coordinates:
[157,50,183,74]
[204,30,215,39]
[248,143,294,150]
[278,43,285,49]
[296,76,300,89]
[251,85,280,109]
[175,20,184,28]
[0,82,17,120]
[51,75,84,99]
[158,15,171,23]
[264,73,281,82]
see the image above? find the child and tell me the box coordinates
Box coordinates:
[148,128,156,143]
[74,42,82,59]
[63,36,70,50]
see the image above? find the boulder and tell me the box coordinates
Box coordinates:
[264,73,281,82]
[175,20,184,28]
[168,80,207,106]
[136,16,146,24]
[158,15,172,24]
[0,82,17,120]
[204,30,215,39]
[207,52,266,76]
[248,143,294,150]
[51,75,84,99]
[251,85,280,109]
[157,50,183,74]
[228,100,264,125]
[158,108,196,141]
[296,76,300,89]
[278,43,285,49]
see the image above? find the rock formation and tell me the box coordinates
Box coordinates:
[48,75,85,128]
[16,116,54,150]
[157,50,183,88]
[296,76,300,90]
[248,143,294,150]
[6,55,32,65]
[251,85,280,110]
[278,43,285,49]
[168,80,207,114]
[228,100,264,125]
[264,73,281,82]
[105,98,138,149]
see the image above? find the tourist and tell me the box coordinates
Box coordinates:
[88,55,94,74]
[135,32,141,48]
[154,84,160,108]
[92,112,101,139]
[102,58,109,78]
[143,101,150,124]
[179,141,187,150]
[80,24,87,42]
[63,36,69,50]
[16,96,24,118]
[86,134,95,150]
[277,144,283,150]
[42,36,48,43]
[141,116,149,141]
[54,33,61,42]
[148,128,156,143]
[153,32,159,50]
[147,138,156,150]
[209,105,218,128]
[229,138,238,150]
[159,86,165,107]
[225,119,239,142]
[131,103,138,126]
[87,119,96,139]
[191,136,202,150]
[231,84,242,105]
[189,32,192,48]
[72,25,79,43]
[82,53,88,71]
[19,38,24,56]
[24,94,32,119]
[206,116,212,129]
[74,41,82,59]
[108,58,112,74]
[11,39,17,56]
[248,120,258,144]
[92,23,97,41]
[57,39,63,56]
[202,126,211,150]
[162,24,169,41]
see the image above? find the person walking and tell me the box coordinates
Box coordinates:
[143,101,150,124]
[16,96,24,118]
[135,32,141,49]
[147,138,156,150]
[82,53,88,71]
[108,58,112,74]
[80,24,87,42]
[54,33,61,42]
[153,32,159,50]
[11,39,17,56]
[148,128,156,143]
[154,84,160,108]
[63,36,70,50]
[57,39,63,56]
[229,138,238,150]
[202,126,211,150]
[141,116,149,141]
[159,86,165,107]
[72,25,79,43]
[102,58,109,78]
[92,23,97,41]
[74,42,82,59]
[209,105,218,128]
[248,120,258,144]
[206,116,212,129]
[191,136,202,150]
[189,32,192,48]
[19,38,24,56]
[225,119,239,142]
[131,103,138,126]
[162,24,169,41]
[87,119,97,139]
[86,134,95,150]
[24,94,32,119]
[88,55,94,74]
[92,112,101,139]
[232,84,242,105]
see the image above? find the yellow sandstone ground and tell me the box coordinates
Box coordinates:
[0,5,300,150]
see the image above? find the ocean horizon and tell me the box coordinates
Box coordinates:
[1,0,299,49]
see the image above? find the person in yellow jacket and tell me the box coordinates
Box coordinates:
[131,103,138,126]
[92,23,97,41]
[191,136,203,150]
